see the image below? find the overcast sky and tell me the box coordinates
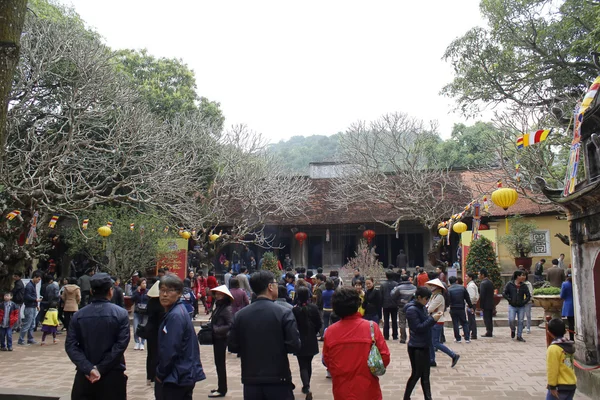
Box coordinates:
[61,0,486,143]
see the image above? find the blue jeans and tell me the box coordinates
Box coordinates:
[18,307,36,344]
[545,389,575,400]
[524,303,533,331]
[429,324,456,363]
[508,305,525,337]
[133,313,148,345]
[0,327,13,348]
[233,263,240,274]
[323,310,332,331]
[364,314,380,324]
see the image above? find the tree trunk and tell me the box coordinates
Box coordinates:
[0,0,27,169]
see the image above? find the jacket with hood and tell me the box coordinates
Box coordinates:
[61,284,81,312]
[404,300,435,348]
[546,337,577,391]
[502,280,530,307]
[391,281,417,308]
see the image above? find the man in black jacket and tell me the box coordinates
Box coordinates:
[66,273,130,400]
[447,276,474,343]
[503,270,531,342]
[110,277,125,308]
[11,272,25,331]
[479,268,495,338]
[380,270,399,340]
[18,270,42,345]
[228,270,300,400]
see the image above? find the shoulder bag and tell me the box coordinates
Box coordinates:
[367,321,386,376]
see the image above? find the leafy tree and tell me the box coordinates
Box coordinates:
[268,134,341,174]
[499,215,538,258]
[435,122,500,168]
[466,236,503,291]
[260,252,282,280]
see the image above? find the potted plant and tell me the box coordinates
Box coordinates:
[499,215,538,272]
[532,285,563,319]
[465,236,504,314]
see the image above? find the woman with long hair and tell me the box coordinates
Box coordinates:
[293,286,322,400]
[131,278,148,350]
[363,277,382,323]
[560,270,575,341]
[60,277,80,331]
[209,285,234,398]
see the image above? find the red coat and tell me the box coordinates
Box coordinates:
[323,313,390,400]
[417,273,429,287]
[197,277,208,298]
[0,301,20,328]
[207,276,218,290]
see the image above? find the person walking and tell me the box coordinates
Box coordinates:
[132,278,149,350]
[18,270,42,346]
[523,270,534,334]
[323,287,391,400]
[228,271,300,399]
[61,277,81,331]
[292,286,322,400]
[362,277,382,324]
[479,268,495,337]
[447,276,474,343]
[228,277,249,316]
[465,272,479,340]
[155,275,206,399]
[391,274,417,344]
[426,278,460,368]
[145,279,164,387]
[65,273,130,400]
[403,286,442,400]
[40,300,59,345]
[11,272,24,332]
[197,271,209,314]
[187,270,199,319]
[380,270,399,340]
[503,270,531,342]
[322,279,335,332]
[77,269,94,307]
[312,273,326,337]
[209,285,234,398]
[561,270,575,341]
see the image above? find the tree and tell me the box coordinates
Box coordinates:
[499,215,538,258]
[65,206,172,280]
[268,134,342,174]
[341,239,385,282]
[434,122,500,169]
[328,112,465,231]
[260,252,282,280]
[465,236,503,291]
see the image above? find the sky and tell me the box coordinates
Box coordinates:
[60,0,487,143]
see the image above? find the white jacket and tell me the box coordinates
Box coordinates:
[467,281,480,305]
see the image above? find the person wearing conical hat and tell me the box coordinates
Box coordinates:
[208,285,234,398]
[145,279,164,387]
[426,279,460,368]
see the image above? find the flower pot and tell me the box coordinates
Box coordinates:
[515,257,533,272]
[475,294,503,316]
[532,295,563,319]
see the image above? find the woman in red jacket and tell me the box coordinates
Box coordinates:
[323,287,390,400]
[206,270,219,314]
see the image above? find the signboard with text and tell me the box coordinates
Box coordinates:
[156,238,188,281]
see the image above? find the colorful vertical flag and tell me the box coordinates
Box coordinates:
[6,210,21,220]
[107,220,113,228]
[516,129,552,148]
[49,215,59,228]
[82,219,89,230]
[163,226,169,233]
[130,223,135,231]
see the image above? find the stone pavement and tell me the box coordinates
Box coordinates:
[0,325,592,400]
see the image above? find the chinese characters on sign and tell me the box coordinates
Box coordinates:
[531,230,551,256]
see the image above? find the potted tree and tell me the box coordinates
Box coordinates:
[499,215,537,272]
[465,236,504,314]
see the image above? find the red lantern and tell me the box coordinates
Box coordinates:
[479,224,489,231]
[363,229,376,245]
[295,232,307,246]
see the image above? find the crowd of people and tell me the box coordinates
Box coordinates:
[0,254,579,400]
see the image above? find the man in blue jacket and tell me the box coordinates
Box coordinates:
[155,274,205,400]
[18,270,42,345]
[66,273,130,400]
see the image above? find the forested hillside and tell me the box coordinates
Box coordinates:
[268,134,341,174]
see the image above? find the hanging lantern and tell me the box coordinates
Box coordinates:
[362,229,376,245]
[209,233,220,242]
[295,232,307,246]
[453,221,467,234]
[491,180,519,233]
[181,231,191,240]
[438,227,449,237]
[98,226,112,237]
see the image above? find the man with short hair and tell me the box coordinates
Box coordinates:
[380,270,399,341]
[534,259,546,283]
[558,253,566,270]
[11,272,24,332]
[547,259,566,288]
[111,277,125,308]
[285,272,296,299]
[18,270,42,345]
[479,268,495,337]
[78,269,94,307]
[391,275,416,344]
[465,272,479,340]
[155,274,205,399]
[224,266,233,289]
[66,273,130,399]
[228,271,300,399]
[396,249,408,270]
[237,267,252,299]
[283,254,293,270]
[503,270,530,342]
[447,276,474,343]
[351,268,364,287]
[313,273,326,338]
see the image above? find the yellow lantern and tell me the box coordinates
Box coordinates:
[209,233,220,242]
[438,227,449,237]
[453,221,467,234]
[97,226,112,237]
[491,181,519,233]
[180,231,191,240]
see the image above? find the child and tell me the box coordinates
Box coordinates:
[0,292,20,351]
[546,318,577,400]
[41,300,59,345]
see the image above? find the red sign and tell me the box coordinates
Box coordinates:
[156,239,188,281]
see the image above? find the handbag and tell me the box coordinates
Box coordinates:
[136,322,148,340]
[134,302,148,315]
[367,321,386,376]
[197,322,213,345]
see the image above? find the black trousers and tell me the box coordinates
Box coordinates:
[71,369,127,400]
[155,382,194,400]
[450,309,469,341]
[296,355,314,391]
[213,337,228,394]
[467,308,477,338]
[243,383,294,400]
[146,334,158,381]
[63,311,74,331]
[567,316,575,341]
[383,307,399,339]
[483,309,493,335]
[403,346,432,400]
[80,291,90,307]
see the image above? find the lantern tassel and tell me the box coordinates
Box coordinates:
[505,215,509,234]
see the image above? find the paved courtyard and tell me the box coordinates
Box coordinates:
[0,324,592,400]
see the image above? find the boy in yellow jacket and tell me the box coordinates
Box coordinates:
[546,318,577,400]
